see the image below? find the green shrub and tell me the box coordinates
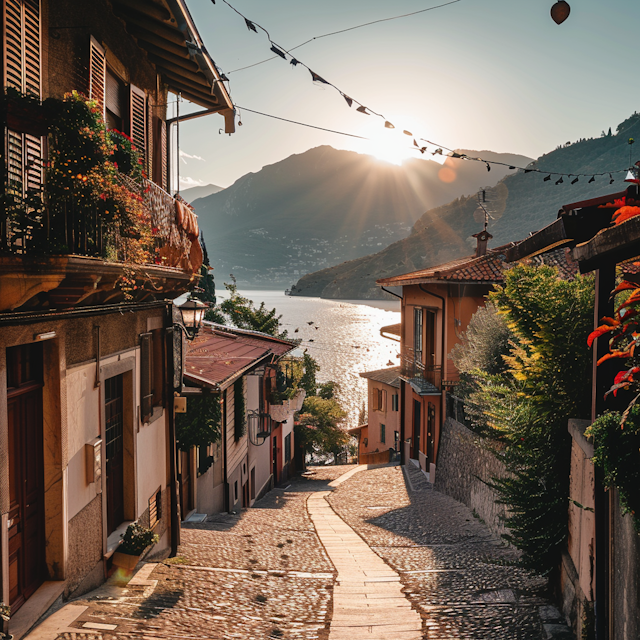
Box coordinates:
[119,522,158,556]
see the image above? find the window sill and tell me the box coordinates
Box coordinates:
[144,406,164,426]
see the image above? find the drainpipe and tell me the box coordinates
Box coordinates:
[222,389,230,512]
[165,308,180,556]
[380,286,402,300]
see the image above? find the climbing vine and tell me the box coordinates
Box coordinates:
[175,395,221,452]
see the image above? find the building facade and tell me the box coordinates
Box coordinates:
[1,0,233,630]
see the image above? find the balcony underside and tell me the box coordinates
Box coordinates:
[0,255,195,312]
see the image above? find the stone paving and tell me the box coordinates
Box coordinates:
[327,464,561,639]
[26,463,573,640]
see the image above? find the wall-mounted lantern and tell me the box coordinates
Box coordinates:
[176,297,207,341]
[248,410,272,446]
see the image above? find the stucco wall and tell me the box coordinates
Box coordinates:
[434,417,510,538]
[366,380,399,454]
[66,494,102,597]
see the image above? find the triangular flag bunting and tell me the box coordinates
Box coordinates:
[384,121,395,129]
[413,139,419,147]
[290,58,299,66]
[245,18,257,32]
[485,162,491,172]
[270,45,287,59]
[356,106,369,115]
[310,70,329,84]
[433,148,443,155]
[403,130,412,136]
[420,147,427,154]
[343,95,353,107]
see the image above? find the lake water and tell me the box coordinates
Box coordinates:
[230,291,401,428]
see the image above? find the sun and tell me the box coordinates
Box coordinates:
[366,133,415,166]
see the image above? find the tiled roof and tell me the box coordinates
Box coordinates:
[377,244,514,287]
[185,325,297,389]
[380,323,401,336]
[377,242,583,287]
[359,367,401,389]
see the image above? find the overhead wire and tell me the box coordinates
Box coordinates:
[226,0,461,75]
[214,0,632,181]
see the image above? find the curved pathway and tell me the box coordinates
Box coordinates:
[308,490,423,639]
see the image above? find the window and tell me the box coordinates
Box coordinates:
[140,330,165,424]
[105,68,126,131]
[149,487,162,529]
[372,388,387,412]
[234,481,238,502]
[414,308,424,362]
[380,423,386,444]
[284,433,291,463]
[391,394,399,412]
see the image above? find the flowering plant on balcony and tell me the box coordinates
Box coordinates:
[108,129,145,182]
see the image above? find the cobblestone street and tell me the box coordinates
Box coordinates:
[29,464,572,640]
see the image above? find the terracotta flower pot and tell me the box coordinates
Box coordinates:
[112,551,141,572]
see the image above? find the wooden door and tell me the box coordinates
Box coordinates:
[179,450,191,518]
[427,402,436,465]
[412,400,421,459]
[7,344,45,613]
[105,374,124,535]
[272,435,278,484]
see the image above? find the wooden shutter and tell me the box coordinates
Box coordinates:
[147,101,153,181]
[130,85,147,170]
[89,37,106,116]
[4,0,42,196]
[160,118,168,190]
[140,332,153,423]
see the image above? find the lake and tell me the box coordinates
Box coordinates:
[230,291,401,428]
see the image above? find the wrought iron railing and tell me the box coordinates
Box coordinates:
[1,177,198,272]
[400,346,442,390]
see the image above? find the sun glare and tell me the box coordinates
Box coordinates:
[367,135,414,165]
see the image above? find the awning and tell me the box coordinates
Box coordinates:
[110,0,235,128]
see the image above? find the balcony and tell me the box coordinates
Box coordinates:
[1,93,202,311]
[400,346,442,394]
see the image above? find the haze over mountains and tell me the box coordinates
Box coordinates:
[191,146,530,289]
[291,113,640,299]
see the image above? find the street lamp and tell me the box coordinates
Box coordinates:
[177,297,207,341]
[248,410,272,446]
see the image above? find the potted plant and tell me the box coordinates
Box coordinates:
[0,602,11,639]
[112,522,159,572]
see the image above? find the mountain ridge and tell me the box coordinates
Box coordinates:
[291,113,640,299]
[192,145,531,288]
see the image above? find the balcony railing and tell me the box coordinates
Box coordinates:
[1,177,200,273]
[400,346,442,392]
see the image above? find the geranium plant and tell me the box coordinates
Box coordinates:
[587,275,640,531]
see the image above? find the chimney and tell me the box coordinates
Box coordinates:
[472,229,493,257]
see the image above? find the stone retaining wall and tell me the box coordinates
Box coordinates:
[434,417,510,539]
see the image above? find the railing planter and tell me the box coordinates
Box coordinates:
[3,91,49,136]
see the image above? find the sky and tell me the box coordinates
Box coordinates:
[172,0,640,190]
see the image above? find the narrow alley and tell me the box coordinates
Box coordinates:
[28,465,572,640]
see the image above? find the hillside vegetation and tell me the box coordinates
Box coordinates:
[292,113,640,299]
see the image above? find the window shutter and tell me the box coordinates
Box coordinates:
[140,332,153,423]
[105,70,123,117]
[382,389,387,413]
[23,0,40,97]
[6,130,24,192]
[130,85,147,170]
[5,0,24,90]
[160,118,168,190]
[89,37,106,116]
[147,101,154,181]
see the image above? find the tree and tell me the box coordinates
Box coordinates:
[296,395,348,458]
[299,351,320,397]
[461,265,594,575]
[205,276,287,338]
[175,395,221,451]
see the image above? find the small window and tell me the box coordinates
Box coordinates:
[149,487,162,529]
[391,394,399,412]
[380,423,386,444]
[234,481,238,502]
[372,388,387,412]
[140,329,165,424]
[284,433,291,463]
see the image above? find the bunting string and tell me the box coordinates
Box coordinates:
[213,0,632,183]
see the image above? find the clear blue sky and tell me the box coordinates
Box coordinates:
[173,0,640,189]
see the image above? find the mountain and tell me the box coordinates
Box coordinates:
[192,146,531,289]
[181,183,224,202]
[292,113,640,299]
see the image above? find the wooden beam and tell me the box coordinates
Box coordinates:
[160,69,216,98]
[146,52,202,79]
[124,23,190,59]
[165,82,220,109]
[115,10,186,46]
[112,0,172,23]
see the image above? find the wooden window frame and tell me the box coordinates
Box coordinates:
[148,486,162,529]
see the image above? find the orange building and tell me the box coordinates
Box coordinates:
[350,368,400,463]
[376,231,578,478]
